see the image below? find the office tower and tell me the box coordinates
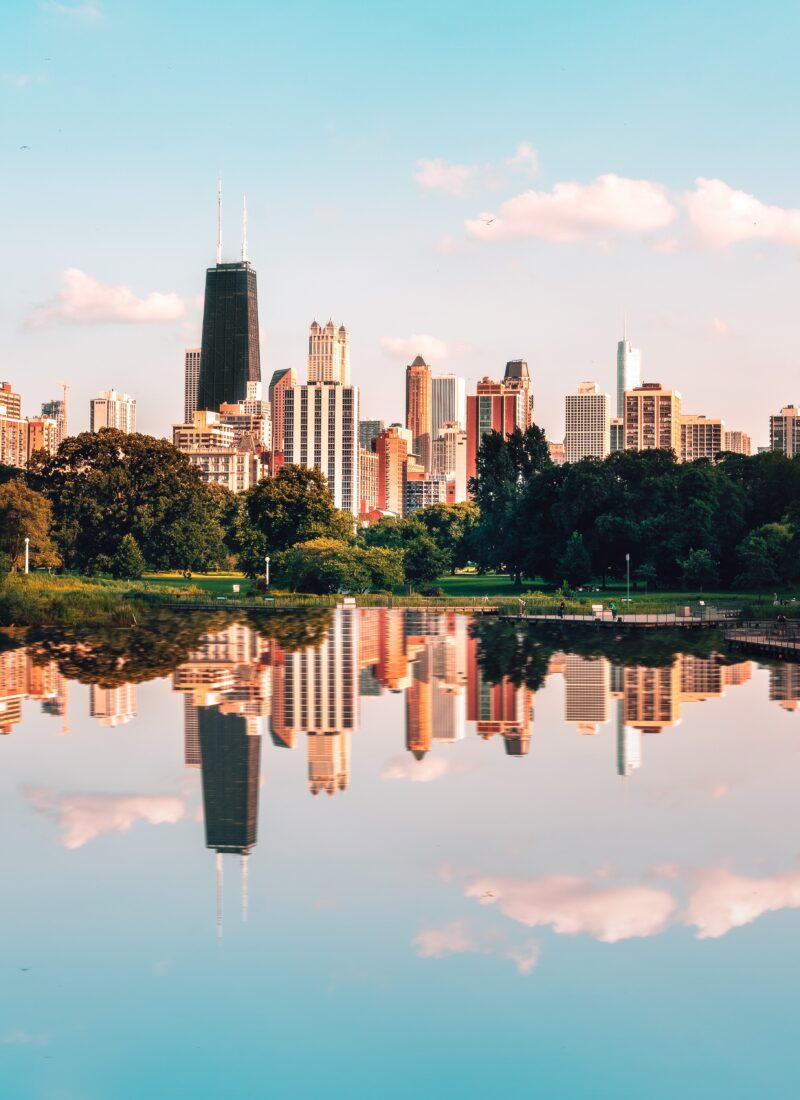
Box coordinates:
[284,381,359,514]
[405,478,448,514]
[609,417,624,453]
[616,328,642,417]
[563,655,610,734]
[466,375,531,482]
[359,418,385,451]
[431,374,466,438]
[723,430,752,455]
[89,684,137,727]
[406,645,433,758]
[184,348,201,422]
[358,448,380,515]
[197,189,261,411]
[0,382,26,468]
[406,356,433,472]
[623,383,681,454]
[267,367,295,455]
[616,709,642,777]
[769,404,800,457]
[41,398,67,446]
[375,424,409,515]
[308,319,350,384]
[90,389,137,434]
[184,698,201,768]
[503,360,534,428]
[680,415,725,462]
[431,422,468,501]
[26,417,59,460]
[565,382,611,462]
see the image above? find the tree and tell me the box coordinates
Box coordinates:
[413,502,480,573]
[403,532,449,588]
[556,531,592,586]
[31,430,226,573]
[278,538,404,594]
[734,523,794,590]
[678,548,719,591]
[111,534,146,579]
[0,480,60,572]
[238,465,353,577]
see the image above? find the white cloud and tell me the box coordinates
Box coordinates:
[686,177,800,249]
[45,0,104,20]
[28,268,185,327]
[465,174,676,243]
[684,867,800,939]
[507,141,540,177]
[413,159,475,197]
[0,1030,48,1046]
[380,334,468,363]
[466,873,677,943]
[413,921,476,959]
[381,755,474,783]
[28,788,187,848]
[504,940,541,975]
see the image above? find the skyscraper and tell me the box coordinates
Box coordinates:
[0,383,25,468]
[405,356,432,472]
[466,375,531,482]
[375,424,409,515]
[623,383,681,454]
[184,348,201,422]
[616,328,642,418]
[308,320,350,384]
[503,360,534,428]
[283,381,360,514]
[268,367,296,455]
[41,397,67,446]
[565,382,611,462]
[680,415,724,462]
[359,418,385,451]
[90,389,137,433]
[770,404,800,457]
[197,189,261,411]
[431,374,466,438]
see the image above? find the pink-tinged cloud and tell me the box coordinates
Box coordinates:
[686,178,800,249]
[710,319,729,338]
[507,141,540,177]
[413,921,477,959]
[466,174,676,242]
[684,867,800,939]
[27,788,187,849]
[413,158,475,196]
[505,940,541,975]
[28,268,185,327]
[380,755,475,783]
[380,334,469,363]
[466,874,677,943]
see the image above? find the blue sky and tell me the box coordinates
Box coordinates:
[3,0,799,441]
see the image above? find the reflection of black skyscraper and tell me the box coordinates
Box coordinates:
[197,186,261,411]
[199,708,260,854]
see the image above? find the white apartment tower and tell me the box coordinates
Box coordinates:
[90,389,137,434]
[184,348,201,422]
[616,328,642,418]
[284,381,360,514]
[308,320,350,384]
[431,374,467,438]
[565,382,611,462]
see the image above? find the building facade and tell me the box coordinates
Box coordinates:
[466,376,530,482]
[680,415,724,462]
[283,381,359,514]
[405,478,448,515]
[41,398,67,447]
[90,389,137,434]
[565,381,611,462]
[26,417,59,460]
[723,430,752,456]
[405,356,432,472]
[431,374,466,438]
[502,360,534,428]
[623,383,681,454]
[184,348,201,422]
[267,367,296,456]
[431,422,468,501]
[375,424,409,515]
[770,405,800,457]
[616,331,642,417]
[198,261,261,410]
[308,320,350,384]
[359,418,385,451]
[0,382,26,468]
[358,447,380,516]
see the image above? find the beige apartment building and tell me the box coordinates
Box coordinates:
[770,404,800,457]
[565,381,611,462]
[0,383,26,468]
[308,319,350,384]
[623,383,681,454]
[723,430,752,455]
[680,415,724,462]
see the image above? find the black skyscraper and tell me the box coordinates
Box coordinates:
[199,708,260,854]
[197,261,261,411]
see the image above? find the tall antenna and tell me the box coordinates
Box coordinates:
[216,176,223,264]
[241,195,248,263]
[216,852,224,940]
[240,852,249,922]
[58,380,69,440]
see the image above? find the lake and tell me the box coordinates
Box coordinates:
[1,609,798,1099]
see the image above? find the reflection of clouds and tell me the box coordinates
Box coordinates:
[380,756,475,783]
[466,874,677,943]
[0,1030,48,1046]
[27,788,187,849]
[505,940,541,975]
[413,921,476,959]
[685,868,800,939]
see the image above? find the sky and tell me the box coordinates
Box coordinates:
[3,0,800,443]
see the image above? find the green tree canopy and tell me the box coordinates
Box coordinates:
[0,480,60,572]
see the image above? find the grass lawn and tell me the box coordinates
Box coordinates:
[141,572,253,596]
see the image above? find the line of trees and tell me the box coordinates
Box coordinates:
[470,426,800,590]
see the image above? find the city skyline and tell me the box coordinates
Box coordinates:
[4,1,800,445]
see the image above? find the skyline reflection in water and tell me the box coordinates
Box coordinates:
[1,609,799,1099]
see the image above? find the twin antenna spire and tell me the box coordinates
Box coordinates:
[215,177,248,264]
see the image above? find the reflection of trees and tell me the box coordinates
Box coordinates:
[246,608,333,652]
[26,611,233,687]
[471,619,552,691]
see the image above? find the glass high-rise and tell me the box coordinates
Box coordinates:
[198,262,261,411]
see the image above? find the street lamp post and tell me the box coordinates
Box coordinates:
[24,537,30,575]
[626,552,630,604]
[264,555,270,589]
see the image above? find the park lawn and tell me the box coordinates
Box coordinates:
[141,572,252,597]
[436,574,549,597]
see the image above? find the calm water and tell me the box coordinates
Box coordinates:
[1,609,799,1100]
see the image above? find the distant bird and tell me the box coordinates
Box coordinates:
[19,145,30,150]
[19,967,30,971]
[482,216,494,226]
[482,890,495,899]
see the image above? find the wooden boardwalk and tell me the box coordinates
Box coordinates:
[725,626,800,658]
[503,611,737,630]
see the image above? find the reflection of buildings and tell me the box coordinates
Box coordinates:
[769,665,800,712]
[564,655,610,735]
[0,650,69,735]
[467,635,534,756]
[90,684,137,727]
